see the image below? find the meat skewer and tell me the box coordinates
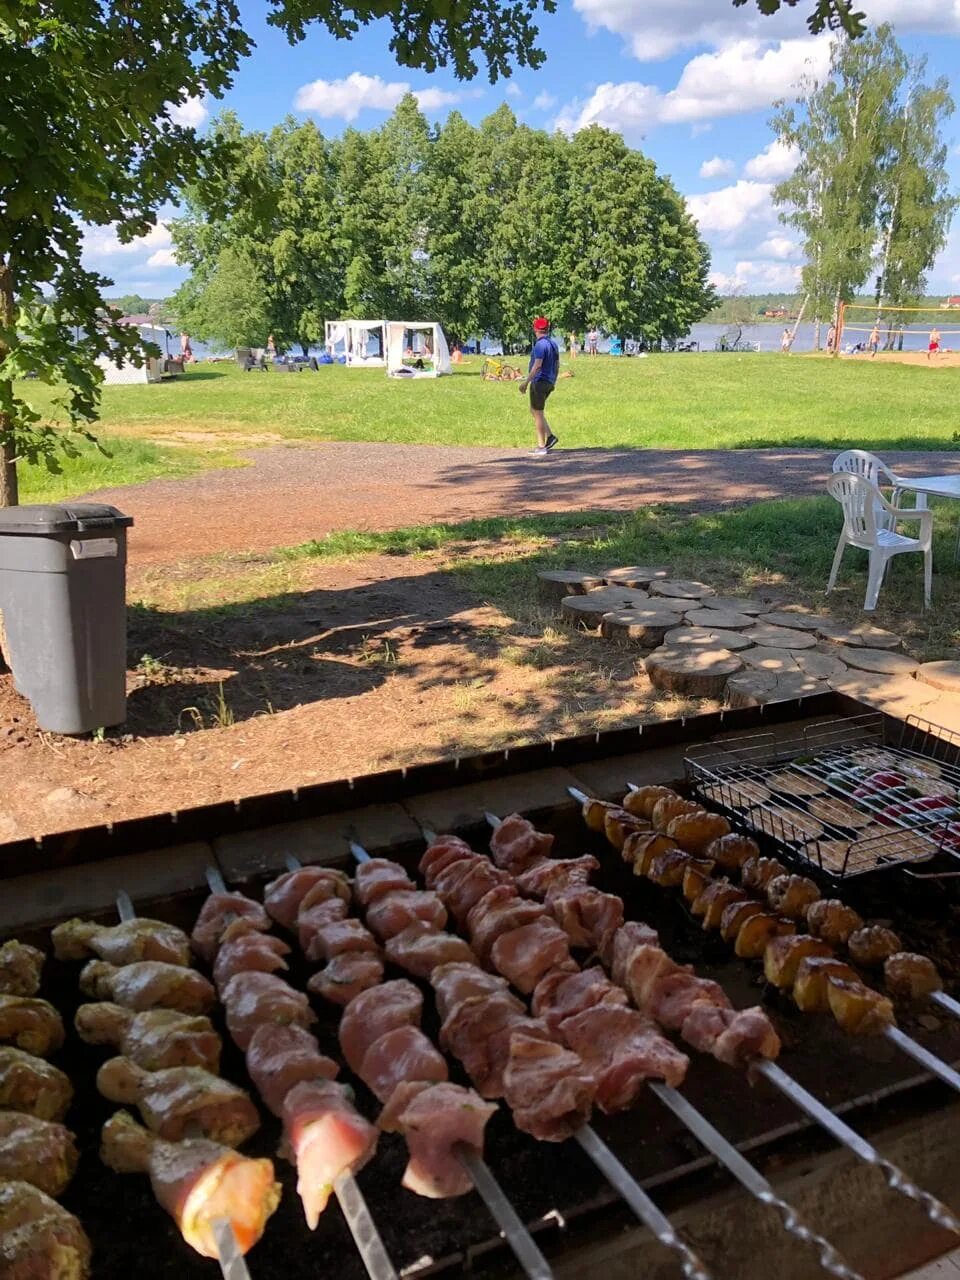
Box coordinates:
[571,786,960,1238]
[203,868,398,1280]
[482,810,862,1280]
[401,837,712,1280]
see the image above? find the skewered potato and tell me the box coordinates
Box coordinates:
[681,859,716,904]
[698,883,749,930]
[766,874,821,921]
[582,798,617,834]
[647,849,692,888]
[826,977,895,1035]
[604,807,651,851]
[884,953,942,1002]
[763,935,833,989]
[705,833,760,871]
[741,856,788,892]
[720,899,766,943]
[651,795,702,832]
[627,833,678,877]
[794,957,859,1013]
[690,878,740,923]
[667,812,731,855]
[848,926,902,968]
[623,786,676,820]
[806,899,863,947]
[734,913,795,960]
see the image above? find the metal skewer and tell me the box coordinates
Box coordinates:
[203,867,399,1280]
[346,842,554,1280]
[482,810,862,1280]
[116,888,254,1280]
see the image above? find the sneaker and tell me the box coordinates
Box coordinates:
[529,445,548,456]
[545,434,559,450]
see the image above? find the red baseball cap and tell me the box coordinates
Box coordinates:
[532,316,550,332]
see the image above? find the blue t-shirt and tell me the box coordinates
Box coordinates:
[529,336,559,385]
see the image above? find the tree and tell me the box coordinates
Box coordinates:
[733,0,867,36]
[172,245,273,350]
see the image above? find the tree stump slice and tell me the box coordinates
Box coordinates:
[602,609,678,646]
[685,607,757,630]
[747,624,818,650]
[561,587,649,626]
[727,670,830,709]
[761,610,834,632]
[827,646,919,677]
[816,621,902,650]
[706,596,771,615]
[601,565,671,587]
[793,650,848,680]
[645,646,742,697]
[664,626,755,652]
[740,647,802,674]
[586,585,651,606]
[537,570,605,602]
[650,579,717,600]
[917,660,960,693]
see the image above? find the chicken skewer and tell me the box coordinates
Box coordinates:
[481,810,862,1280]
[402,836,712,1280]
[331,849,553,1280]
[569,786,960,1237]
[202,867,399,1280]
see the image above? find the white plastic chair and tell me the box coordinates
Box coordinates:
[832,449,927,530]
[827,472,932,611]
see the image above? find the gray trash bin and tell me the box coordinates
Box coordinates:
[0,503,133,734]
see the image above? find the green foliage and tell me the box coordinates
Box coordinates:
[733,0,866,36]
[173,244,273,350]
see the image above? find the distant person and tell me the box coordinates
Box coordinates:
[568,330,579,359]
[519,316,560,457]
[780,327,792,354]
[586,326,599,356]
[451,343,463,363]
[868,323,880,357]
[179,332,193,362]
[825,323,837,354]
[266,334,278,359]
[928,327,941,360]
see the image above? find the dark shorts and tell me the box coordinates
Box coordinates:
[529,380,555,411]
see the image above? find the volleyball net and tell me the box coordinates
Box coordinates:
[837,302,959,350]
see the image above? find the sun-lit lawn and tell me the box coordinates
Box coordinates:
[17,436,224,504]
[17,352,960,457]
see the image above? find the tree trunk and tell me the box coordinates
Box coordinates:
[788,294,809,347]
[0,261,18,508]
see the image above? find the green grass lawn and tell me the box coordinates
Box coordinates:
[17,353,960,456]
[18,436,221,504]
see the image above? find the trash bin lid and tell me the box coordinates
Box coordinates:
[0,503,134,535]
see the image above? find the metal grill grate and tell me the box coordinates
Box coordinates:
[684,714,960,879]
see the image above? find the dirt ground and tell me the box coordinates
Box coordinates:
[842,350,960,367]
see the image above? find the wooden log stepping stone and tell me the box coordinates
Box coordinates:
[747,624,818,650]
[537,570,605,602]
[664,626,754,652]
[706,596,770,615]
[760,610,833,632]
[645,646,742,697]
[917,660,960,693]
[726,670,830,709]
[601,565,670,587]
[815,621,902,650]
[561,588,648,627]
[793,650,848,680]
[650,579,717,600]
[602,609,678,646]
[832,647,919,676]
[685,607,757,630]
[741,647,801,674]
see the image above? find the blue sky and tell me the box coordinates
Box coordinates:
[88,0,960,301]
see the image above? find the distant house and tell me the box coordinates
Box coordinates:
[942,297,960,309]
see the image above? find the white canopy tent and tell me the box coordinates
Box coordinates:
[324,319,387,367]
[385,321,451,378]
[95,324,166,386]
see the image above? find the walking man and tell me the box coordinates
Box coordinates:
[868,323,880,357]
[519,316,559,457]
[586,326,600,356]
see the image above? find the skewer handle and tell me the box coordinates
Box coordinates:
[211,1217,253,1280]
[484,811,502,830]
[206,866,228,894]
[574,1126,712,1280]
[284,853,301,872]
[116,891,135,924]
[456,1145,554,1279]
[567,787,589,804]
[931,990,960,1020]
[884,1026,960,1095]
[349,840,371,865]
[334,1171,400,1280]
[756,1060,960,1235]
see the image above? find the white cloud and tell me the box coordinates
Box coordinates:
[744,139,800,180]
[757,234,799,260]
[167,96,208,129]
[533,91,557,110]
[294,72,460,121]
[686,180,775,237]
[83,222,173,261]
[710,260,803,292]
[506,82,523,99]
[146,248,179,268]
[700,156,735,180]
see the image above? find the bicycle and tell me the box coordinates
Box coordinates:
[481,357,522,382]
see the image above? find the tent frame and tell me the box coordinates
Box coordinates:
[384,321,451,378]
[324,319,387,367]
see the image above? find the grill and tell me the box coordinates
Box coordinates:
[2,691,959,1280]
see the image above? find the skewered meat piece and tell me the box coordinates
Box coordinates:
[419,835,475,882]
[79,960,215,1014]
[502,1028,596,1141]
[246,1024,338,1116]
[220,971,316,1051]
[75,1003,222,1072]
[623,785,677,820]
[366,890,448,941]
[281,1080,378,1228]
[734,913,795,959]
[0,942,44,998]
[680,1005,781,1068]
[741,856,788,891]
[651,795,702,832]
[848,926,903,968]
[0,1114,79,1196]
[51,917,191,967]
[766,875,821,920]
[384,921,477,978]
[431,963,519,1023]
[763,935,834,989]
[826,978,895,1035]
[213,932,290,990]
[263,866,351,930]
[581,797,617,833]
[379,1081,497,1198]
[546,885,624,952]
[604,807,650,851]
[440,992,551,1099]
[297,900,356,961]
[516,855,600,898]
[434,859,512,926]
[467,888,547,962]
[606,922,659,986]
[358,1025,449,1103]
[720,899,766,943]
[101,1110,279,1257]
[191,892,271,964]
[97,1058,261,1146]
[0,1180,91,1279]
[647,848,692,888]
[339,980,423,1074]
[646,970,731,1029]
[0,998,64,1058]
[627,832,679,876]
[490,919,576,995]
[691,880,746,927]
[884,953,942,1002]
[667,811,731,855]
[560,1006,689,1108]
[353,858,415,906]
[794,957,860,1014]
[805,899,864,947]
[533,967,629,1034]
[0,1049,73,1121]
[308,953,385,1005]
[705,833,760,871]
[490,813,555,872]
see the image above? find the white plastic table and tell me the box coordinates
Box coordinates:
[893,473,960,560]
